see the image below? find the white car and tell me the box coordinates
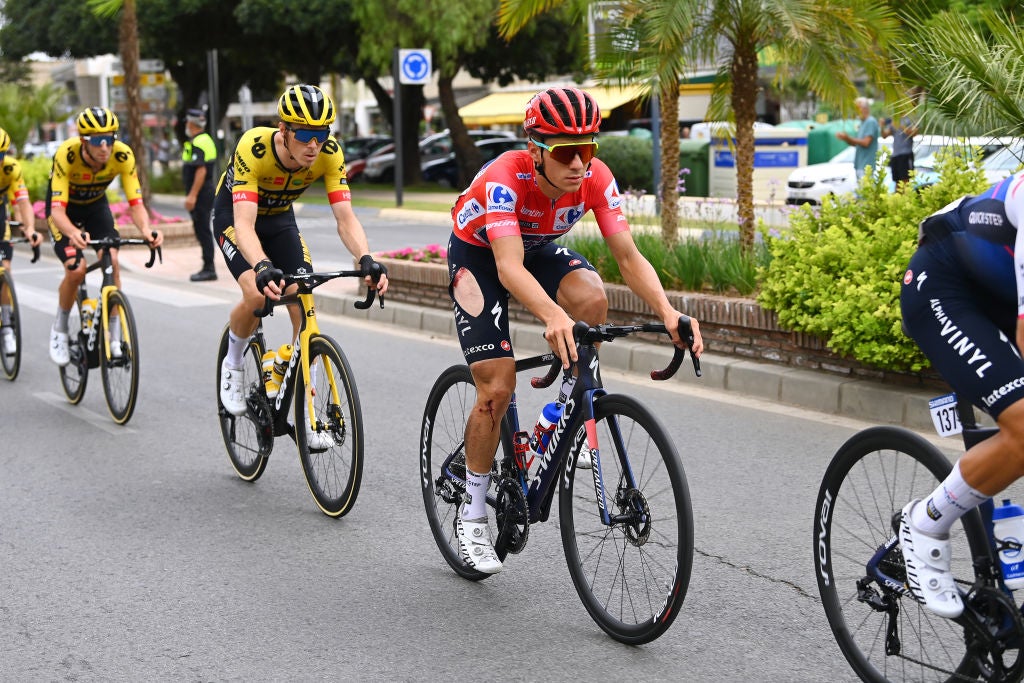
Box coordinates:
[785,139,894,206]
[912,138,1021,187]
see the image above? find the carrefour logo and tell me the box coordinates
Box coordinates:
[486,182,516,212]
[553,203,586,231]
[456,199,484,228]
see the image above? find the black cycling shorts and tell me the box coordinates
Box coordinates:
[211,201,313,281]
[47,197,117,264]
[446,236,596,365]
[901,241,1024,419]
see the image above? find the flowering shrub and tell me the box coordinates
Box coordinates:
[32,199,183,225]
[376,243,447,264]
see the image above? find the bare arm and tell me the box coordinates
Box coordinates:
[329,199,388,293]
[492,235,577,366]
[13,197,39,244]
[185,166,207,211]
[128,202,162,247]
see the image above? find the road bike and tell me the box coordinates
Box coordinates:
[59,234,161,424]
[215,267,384,518]
[420,317,700,644]
[815,394,1024,682]
[0,228,40,381]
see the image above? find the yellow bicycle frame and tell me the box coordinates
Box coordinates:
[292,290,343,434]
[98,283,128,362]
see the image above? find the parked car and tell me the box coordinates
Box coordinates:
[363,129,515,183]
[421,137,529,188]
[346,142,393,183]
[912,138,1021,187]
[18,140,61,160]
[340,135,391,163]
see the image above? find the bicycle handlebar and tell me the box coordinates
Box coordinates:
[68,231,162,270]
[530,315,702,388]
[254,266,386,318]
[6,221,40,263]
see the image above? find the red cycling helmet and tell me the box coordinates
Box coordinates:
[524,87,601,137]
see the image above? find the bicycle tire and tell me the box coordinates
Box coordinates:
[100,290,140,424]
[294,335,363,518]
[59,301,88,404]
[815,426,991,682]
[216,325,272,481]
[0,271,21,380]
[559,393,693,644]
[419,364,513,581]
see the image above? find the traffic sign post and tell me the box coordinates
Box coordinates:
[393,49,432,207]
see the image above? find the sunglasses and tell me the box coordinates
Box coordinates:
[287,126,330,145]
[86,134,116,147]
[531,137,599,165]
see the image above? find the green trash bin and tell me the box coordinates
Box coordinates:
[677,139,709,197]
[806,120,859,164]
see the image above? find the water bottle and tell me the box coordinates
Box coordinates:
[261,350,278,397]
[531,401,562,457]
[993,499,1024,590]
[266,344,292,398]
[81,298,98,350]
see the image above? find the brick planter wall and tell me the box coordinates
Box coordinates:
[378,256,943,390]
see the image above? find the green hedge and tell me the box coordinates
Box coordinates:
[598,136,653,192]
[756,152,990,372]
[18,155,52,204]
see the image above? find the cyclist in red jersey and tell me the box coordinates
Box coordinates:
[447,86,704,574]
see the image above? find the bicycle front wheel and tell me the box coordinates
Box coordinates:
[294,335,362,518]
[559,393,693,644]
[0,270,22,380]
[216,325,272,481]
[419,364,513,581]
[100,290,140,424]
[815,426,990,682]
[59,303,88,404]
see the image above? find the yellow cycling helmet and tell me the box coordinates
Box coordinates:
[76,106,119,135]
[0,128,10,153]
[278,84,335,127]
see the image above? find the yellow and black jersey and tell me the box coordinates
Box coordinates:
[0,156,30,206]
[216,126,350,216]
[48,138,143,209]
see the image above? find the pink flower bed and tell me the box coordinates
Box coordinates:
[376,243,447,264]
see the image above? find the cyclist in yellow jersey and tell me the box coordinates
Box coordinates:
[46,107,163,366]
[0,127,43,356]
[213,84,388,419]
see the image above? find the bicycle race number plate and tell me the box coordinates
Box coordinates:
[929,393,962,438]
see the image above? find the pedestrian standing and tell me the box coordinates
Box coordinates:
[182,108,218,281]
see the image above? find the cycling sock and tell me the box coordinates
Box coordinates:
[1,304,11,325]
[109,315,122,344]
[461,467,490,520]
[912,461,989,536]
[54,307,70,334]
[225,330,250,368]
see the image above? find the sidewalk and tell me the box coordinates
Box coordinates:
[133,199,947,434]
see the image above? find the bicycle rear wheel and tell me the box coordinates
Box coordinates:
[59,303,88,404]
[815,426,990,682]
[294,335,363,518]
[0,271,21,380]
[559,393,693,644]
[100,290,139,424]
[216,325,272,481]
[419,364,513,581]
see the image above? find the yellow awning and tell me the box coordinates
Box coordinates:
[459,85,645,127]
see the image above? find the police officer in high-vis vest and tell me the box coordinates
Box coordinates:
[182,108,218,281]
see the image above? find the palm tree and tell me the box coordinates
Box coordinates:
[500,0,903,253]
[89,0,150,208]
[896,7,1024,139]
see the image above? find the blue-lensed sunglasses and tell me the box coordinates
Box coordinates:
[86,134,116,146]
[287,126,330,145]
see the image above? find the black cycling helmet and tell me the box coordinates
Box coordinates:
[278,84,336,127]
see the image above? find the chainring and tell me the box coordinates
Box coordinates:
[494,478,529,555]
[961,584,1024,682]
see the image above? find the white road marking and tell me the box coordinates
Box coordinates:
[33,391,137,435]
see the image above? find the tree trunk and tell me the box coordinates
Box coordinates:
[437,71,482,189]
[119,0,151,213]
[658,82,680,246]
[401,83,425,185]
[731,43,759,255]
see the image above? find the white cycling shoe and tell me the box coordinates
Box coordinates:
[219,359,248,416]
[49,326,70,366]
[304,423,335,452]
[457,514,502,574]
[899,500,964,619]
[1,327,15,355]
